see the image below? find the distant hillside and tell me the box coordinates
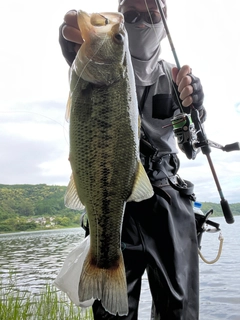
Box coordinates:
[201,202,240,216]
[0,184,239,233]
[0,184,82,233]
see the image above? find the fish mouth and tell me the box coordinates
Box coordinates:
[90,12,124,25]
[77,11,126,44]
[90,12,123,25]
[90,12,125,44]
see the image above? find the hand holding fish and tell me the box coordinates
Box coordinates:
[62,10,83,50]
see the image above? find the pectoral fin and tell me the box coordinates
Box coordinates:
[65,93,72,122]
[65,174,85,211]
[127,161,154,202]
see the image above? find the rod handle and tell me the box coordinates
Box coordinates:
[221,199,235,224]
[223,142,240,152]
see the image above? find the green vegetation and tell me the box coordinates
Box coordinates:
[201,202,240,216]
[0,184,239,234]
[0,274,93,320]
[0,184,83,233]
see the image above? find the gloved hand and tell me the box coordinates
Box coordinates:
[172,65,204,110]
[59,10,83,66]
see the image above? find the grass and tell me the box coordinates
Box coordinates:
[0,275,93,320]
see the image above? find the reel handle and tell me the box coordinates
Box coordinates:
[223,142,240,152]
[221,199,235,224]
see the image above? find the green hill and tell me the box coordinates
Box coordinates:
[201,202,240,217]
[0,184,239,233]
[0,184,83,233]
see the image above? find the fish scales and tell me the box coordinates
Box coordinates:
[71,82,137,265]
[64,10,154,316]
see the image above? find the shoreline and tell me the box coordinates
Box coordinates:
[0,226,82,236]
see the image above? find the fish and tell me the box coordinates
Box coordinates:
[64,10,154,316]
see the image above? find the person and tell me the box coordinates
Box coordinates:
[59,0,206,319]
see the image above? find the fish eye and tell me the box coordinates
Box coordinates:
[90,14,109,26]
[114,33,123,43]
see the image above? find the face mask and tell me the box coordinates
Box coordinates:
[125,20,166,61]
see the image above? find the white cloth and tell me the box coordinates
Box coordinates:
[53,235,94,308]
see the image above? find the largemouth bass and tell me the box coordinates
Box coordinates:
[64,10,154,316]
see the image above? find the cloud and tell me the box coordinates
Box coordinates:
[2,132,71,185]
[235,102,240,113]
[1,100,71,185]
[178,148,240,203]
[1,0,240,204]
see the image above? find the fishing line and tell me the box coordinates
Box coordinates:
[144,0,164,39]
[71,16,110,95]
[144,0,154,25]
[155,0,180,69]
[145,0,183,112]
[142,0,184,115]
[154,0,184,114]
[1,110,69,145]
[1,110,66,128]
[67,17,110,124]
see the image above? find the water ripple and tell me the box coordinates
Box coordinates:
[1,218,240,320]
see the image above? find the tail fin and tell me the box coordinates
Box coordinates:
[78,251,128,316]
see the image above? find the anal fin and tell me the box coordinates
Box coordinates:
[64,174,85,211]
[127,161,154,202]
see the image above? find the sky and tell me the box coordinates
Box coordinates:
[1,0,240,204]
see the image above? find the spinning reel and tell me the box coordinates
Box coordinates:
[171,107,240,224]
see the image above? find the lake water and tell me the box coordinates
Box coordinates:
[0,216,239,319]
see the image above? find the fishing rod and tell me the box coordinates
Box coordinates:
[156,0,240,224]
